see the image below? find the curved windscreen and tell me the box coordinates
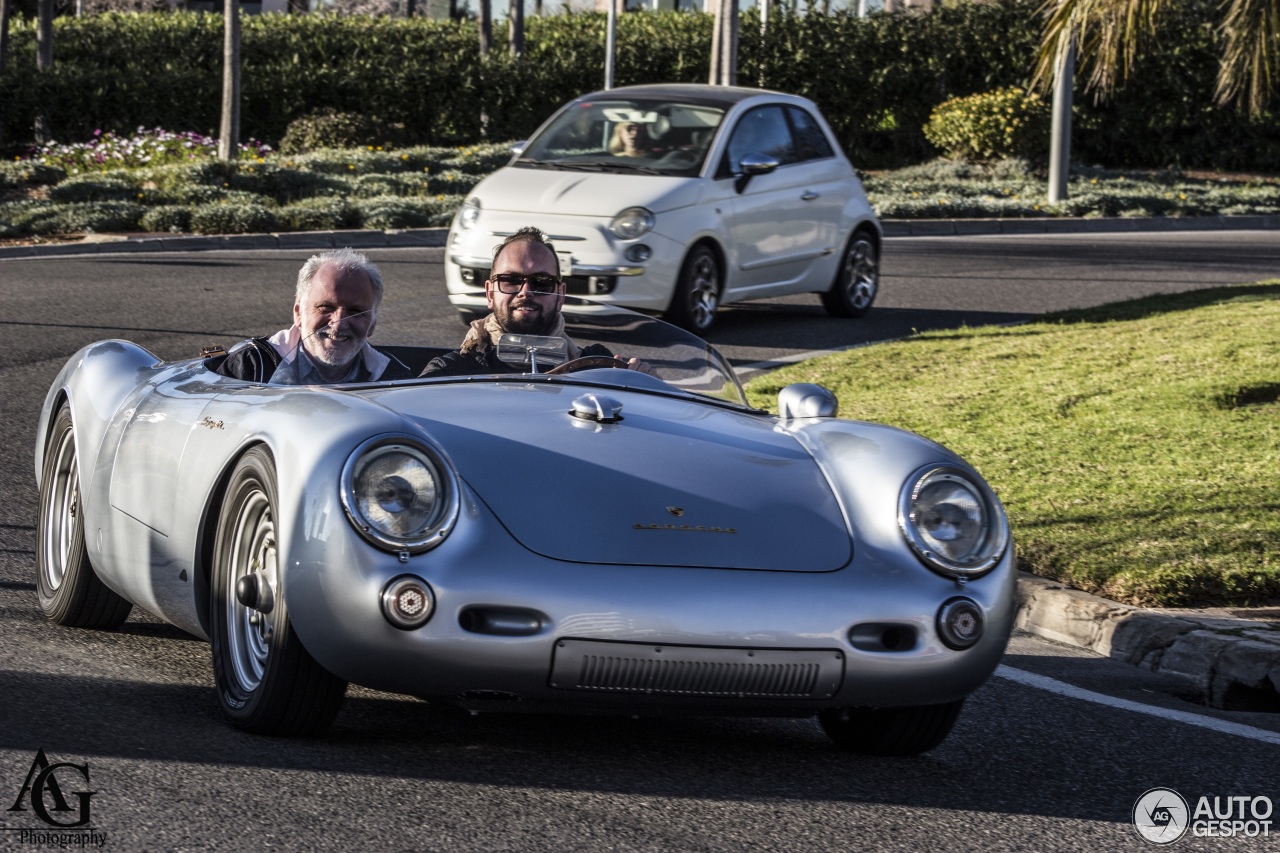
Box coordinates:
[266,298,747,408]
[518,98,726,178]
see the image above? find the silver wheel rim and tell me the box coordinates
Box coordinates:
[226,487,276,694]
[687,253,719,330]
[840,238,878,311]
[40,426,78,592]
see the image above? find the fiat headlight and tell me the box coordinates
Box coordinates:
[341,437,459,553]
[609,207,654,240]
[458,197,482,230]
[898,465,1008,578]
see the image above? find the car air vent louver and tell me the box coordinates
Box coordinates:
[550,639,843,699]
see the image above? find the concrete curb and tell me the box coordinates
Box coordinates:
[1016,572,1280,711]
[4,213,1280,260]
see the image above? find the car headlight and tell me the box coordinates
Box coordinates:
[898,464,1008,579]
[458,197,481,230]
[609,207,654,240]
[341,436,460,553]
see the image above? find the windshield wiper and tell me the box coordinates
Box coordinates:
[516,159,606,173]
[518,158,668,176]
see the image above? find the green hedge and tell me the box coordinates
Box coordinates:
[0,1,1277,170]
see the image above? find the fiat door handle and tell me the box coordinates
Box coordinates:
[801,191,819,201]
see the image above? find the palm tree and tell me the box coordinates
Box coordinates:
[1034,0,1280,116]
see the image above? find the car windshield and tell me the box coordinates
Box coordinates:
[267,297,749,408]
[517,98,726,178]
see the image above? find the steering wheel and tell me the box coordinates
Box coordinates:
[656,149,701,169]
[546,356,629,375]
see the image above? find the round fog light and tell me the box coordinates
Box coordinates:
[937,597,984,650]
[624,244,652,263]
[381,576,435,630]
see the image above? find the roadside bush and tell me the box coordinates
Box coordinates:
[0,200,145,234]
[924,88,1051,162]
[139,205,193,232]
[355,195,463,229]
[189,202,279,235]
[277,197,361,231]
[48,174,143,203]
[0,161,66,190]
[278,110,407,156]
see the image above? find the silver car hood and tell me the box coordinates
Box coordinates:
[371,382,851,572]
[472,166,701,217]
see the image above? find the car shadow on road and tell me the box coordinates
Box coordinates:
[1,658,1262,825]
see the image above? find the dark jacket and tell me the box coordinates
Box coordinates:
[421,342,613,377]
[220,337,413,383]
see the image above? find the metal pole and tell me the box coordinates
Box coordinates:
[1048,40,1074,203]
[605,0,617,89]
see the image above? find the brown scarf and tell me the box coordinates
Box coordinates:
[459,313,581,359]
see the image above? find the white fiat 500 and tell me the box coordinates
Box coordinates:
[445,84,882,333]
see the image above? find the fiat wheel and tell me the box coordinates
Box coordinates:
[666,244,721,334]
[822,230,879,318]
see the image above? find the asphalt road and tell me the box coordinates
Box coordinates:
[2,231,1279,851]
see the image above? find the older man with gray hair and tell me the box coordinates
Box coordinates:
[221,248,410,383]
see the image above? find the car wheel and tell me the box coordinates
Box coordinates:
[818,699,964,756]
[665,244,721,334]
[821,230,879,318]
[457,309,484,327]
[36,404,132,629]
[210,446,346,735]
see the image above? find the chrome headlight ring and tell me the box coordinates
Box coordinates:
[609,207,654,240]
[458,197,482,230]
[898,464,1009,579]
[340,435,460,554]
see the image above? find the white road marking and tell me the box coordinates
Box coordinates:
[995,665,1280,746]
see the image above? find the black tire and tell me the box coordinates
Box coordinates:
[209,446,346,735]
[818,699,965,756]
[457,309,484,326]
[664,244,721,334]
[821,230,879,318]
[36,404,132,629]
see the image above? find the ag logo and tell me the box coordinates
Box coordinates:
[6,748,96,828]
[1134,787,1189,844]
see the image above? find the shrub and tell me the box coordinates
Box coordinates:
[189,202,279,234]
[139,205,192,233]
[278,111,406,156]
[0,200,144,234]
[0,161,66,190]
[924,88,1052,162]
[277,197,360,231]
[355,195,463,229]
[48,174,142,203]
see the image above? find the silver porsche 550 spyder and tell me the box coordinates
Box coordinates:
[35,298,1013,755]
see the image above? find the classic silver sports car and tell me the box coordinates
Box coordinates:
[35,300,1013,755]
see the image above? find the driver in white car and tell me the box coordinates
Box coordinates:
[421,227,649,377]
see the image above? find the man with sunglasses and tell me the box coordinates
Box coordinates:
[422,227,646,376]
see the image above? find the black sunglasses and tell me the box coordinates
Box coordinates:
[491,273,562,294]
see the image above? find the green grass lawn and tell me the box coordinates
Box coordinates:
[745,282,1280,608]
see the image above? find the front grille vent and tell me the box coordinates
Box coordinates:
[550,639,843,700]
